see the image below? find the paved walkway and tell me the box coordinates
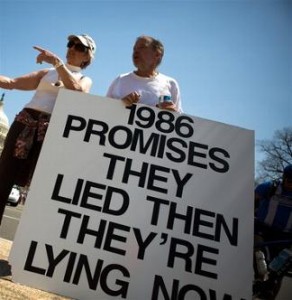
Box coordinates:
[0,238,71,300]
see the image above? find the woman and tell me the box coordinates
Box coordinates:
[0,33,96,224]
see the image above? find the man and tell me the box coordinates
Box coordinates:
[106,35,182,112]
[255,164,292,236]
[253,164,292,299]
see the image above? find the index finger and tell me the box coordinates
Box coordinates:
[33,46,46,53]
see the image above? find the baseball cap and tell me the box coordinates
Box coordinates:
[68,34,96,56]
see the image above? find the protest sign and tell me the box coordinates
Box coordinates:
[9,89,254,299]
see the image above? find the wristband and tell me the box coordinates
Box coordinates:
[54,60,64,69]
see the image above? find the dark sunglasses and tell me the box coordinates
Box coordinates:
[67,40,89,53]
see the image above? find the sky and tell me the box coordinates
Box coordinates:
[0,0,291,173]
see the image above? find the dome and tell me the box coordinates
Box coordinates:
[0,104,9,127]
[0,93,9,154]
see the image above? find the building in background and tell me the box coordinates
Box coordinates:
[0,93,9,155]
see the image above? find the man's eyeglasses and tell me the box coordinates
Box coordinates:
[67,41,89,53]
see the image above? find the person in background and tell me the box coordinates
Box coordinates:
[255,164,292,237]
[253,164,292,299]
[0,34,96,225]
[106,35,182,112]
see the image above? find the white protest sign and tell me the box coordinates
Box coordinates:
[9,89,254,300]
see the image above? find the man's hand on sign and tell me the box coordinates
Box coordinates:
[122,91,140,106]
[157,100,177,112]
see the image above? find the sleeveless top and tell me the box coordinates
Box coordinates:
[25,64,83,114]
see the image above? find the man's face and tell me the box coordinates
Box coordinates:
[132,38,158,69]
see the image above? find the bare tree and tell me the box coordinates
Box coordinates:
[256,127,292,182]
